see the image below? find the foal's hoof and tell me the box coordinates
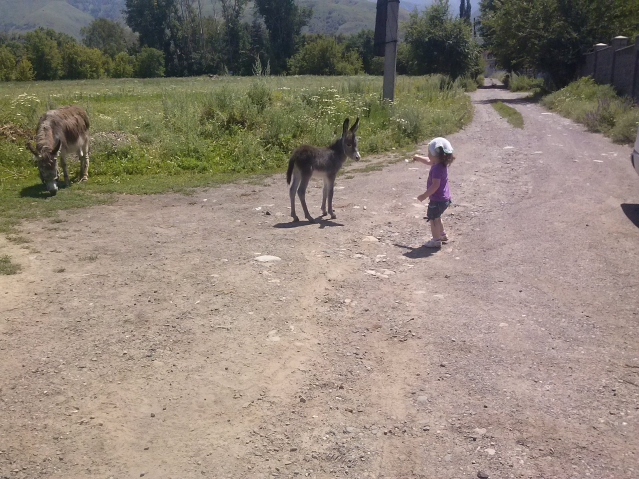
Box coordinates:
[330,213,337,220]
[306,217,316,224]
[321,210,328,217]
[292,216,300,222]
[79,176,88,182]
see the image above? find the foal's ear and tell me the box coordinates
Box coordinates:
[342,118,350,138]
[350,117,360,134]
[26,142,37,156]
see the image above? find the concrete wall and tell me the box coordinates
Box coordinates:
[614,45,636,97]
[581,37,639,101]
[594,46,614,84]
[582,52,595,77]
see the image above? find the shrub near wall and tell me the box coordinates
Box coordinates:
[542,77,639,144]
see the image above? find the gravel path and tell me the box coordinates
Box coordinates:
[1,82,638,479]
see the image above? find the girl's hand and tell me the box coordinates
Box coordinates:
[417,193,427,202]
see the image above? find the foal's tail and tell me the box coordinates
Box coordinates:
[286,158,295,185]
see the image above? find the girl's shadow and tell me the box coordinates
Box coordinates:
[394,243,439,259]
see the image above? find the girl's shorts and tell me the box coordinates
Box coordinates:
[426,200,451,221]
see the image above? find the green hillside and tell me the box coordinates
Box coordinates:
[0,0,410,39]
[0,0,95,38]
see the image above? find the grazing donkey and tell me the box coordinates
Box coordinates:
[27,106,90,196]
[287,117,360,222]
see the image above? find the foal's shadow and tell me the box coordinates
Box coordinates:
[273,217,344,229]
[394,243,439,259]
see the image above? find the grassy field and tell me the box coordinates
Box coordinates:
[541,77,639,145]
[0,74,473,241]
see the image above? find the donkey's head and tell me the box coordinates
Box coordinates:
[27,140,61,196]
[341,117,360,161]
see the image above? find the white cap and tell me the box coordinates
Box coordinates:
[428,137,454,156]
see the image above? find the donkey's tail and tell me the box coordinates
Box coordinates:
[286,158,295,185]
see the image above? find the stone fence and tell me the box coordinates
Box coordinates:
[580,36,639,100]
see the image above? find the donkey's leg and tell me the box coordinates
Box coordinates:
[60,155,70,186]
[80,145,89,182]
[289,169,301,222]
[321,176,329,216]
[327,174,337,219]
[297,174,315,223]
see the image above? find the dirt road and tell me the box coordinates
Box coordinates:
[1,83,639,479]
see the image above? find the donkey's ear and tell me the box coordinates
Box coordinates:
[342,118,350,138]
[52,139,62,156]
[350,117,360,134]
[26,142,38,156]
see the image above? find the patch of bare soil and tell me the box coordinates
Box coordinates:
[1,84,639,479]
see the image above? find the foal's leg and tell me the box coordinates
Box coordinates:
[321,176,329,216]
[297,174,315,223]
[289,170,301,222]
[327,174,336,219]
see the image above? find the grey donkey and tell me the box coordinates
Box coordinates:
[26,106,90,196]
[286,117,360,222]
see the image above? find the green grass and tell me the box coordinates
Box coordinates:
[541,77,639,144]
[0,74,473,237]
[491,102,524,129]
[0,254,21,275]
[506,73,547,95]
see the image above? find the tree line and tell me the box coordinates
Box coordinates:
[0,0,482,82]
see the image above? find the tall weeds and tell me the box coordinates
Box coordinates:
[0,75,473,191]
[542,77,639,144]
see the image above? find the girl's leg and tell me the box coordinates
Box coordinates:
[430,218,443,240]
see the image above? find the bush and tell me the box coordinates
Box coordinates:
[541,77,639,144]
[0,46,16,81]
[135,47,165,78]
[14,59,35,82]
[288,36,363,76]
[507,73,546,93]
[111,52,135,78]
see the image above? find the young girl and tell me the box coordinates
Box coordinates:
[412,137,455,248]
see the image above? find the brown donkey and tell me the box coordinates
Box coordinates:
[286,117,360,222]
[27,106,90,196]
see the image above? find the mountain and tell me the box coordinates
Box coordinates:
[0,0,477,39]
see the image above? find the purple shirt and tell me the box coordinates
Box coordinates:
[427,163,451,202]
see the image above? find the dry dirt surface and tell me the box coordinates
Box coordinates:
[1,83,639,479]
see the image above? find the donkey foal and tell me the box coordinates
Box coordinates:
[27,106,90,196]
[287,117,360,222]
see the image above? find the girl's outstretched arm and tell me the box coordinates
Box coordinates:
[412,154,432,165]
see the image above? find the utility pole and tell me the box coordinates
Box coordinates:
[374,0,400,102]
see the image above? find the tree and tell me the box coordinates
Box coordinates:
[254,0,312,74]
[135,47,165,77]
[288,35,362,75]
[219,0,249,74]
[24,29,63,80]
[0,46,16,81]
[81,18,137,58]
[124,0,196,76]
[61,43,107,79]
[459,0,471,22]
[15,59,35,81]
[404,1,481,79]
[343,30,381,75]
[480,0,639,86]
[111,52,136,78]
